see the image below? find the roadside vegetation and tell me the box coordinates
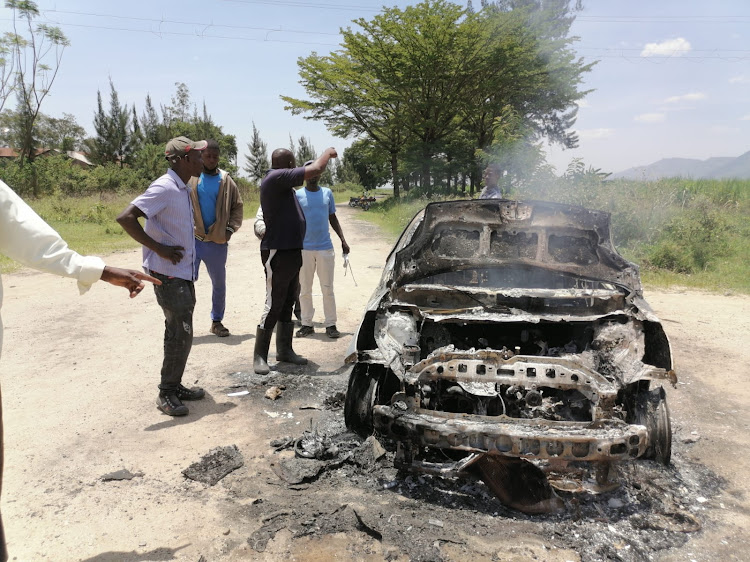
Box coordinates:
[362,172,750,294]
[0,0,746,294]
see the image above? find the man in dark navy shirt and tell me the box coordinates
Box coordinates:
[254,147,337,374]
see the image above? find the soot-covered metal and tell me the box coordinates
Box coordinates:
[344,199,676,512]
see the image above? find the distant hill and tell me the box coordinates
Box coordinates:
[612,150,750,180]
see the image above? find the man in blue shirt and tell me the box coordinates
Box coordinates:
[117,136,207,416]
[294,164,350,339]
[189,139,244,338]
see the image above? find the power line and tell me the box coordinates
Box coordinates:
[218,0,384,11]
[577,15,750,24]
[42,8,343,37]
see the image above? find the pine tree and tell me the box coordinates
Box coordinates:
[88,89,110,164]
[295,135,317,165]
[107,79,131,167]
[244,121,269,182]
[140,94,160,144]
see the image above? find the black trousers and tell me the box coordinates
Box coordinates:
[151,272,196,391]
[260,249,302,331]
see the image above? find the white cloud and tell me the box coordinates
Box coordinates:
[578,128,614,140]
[741,114,750,121]
[635,113,666,123]
[641,37,691,57]
[664,92,706,104]
[730,75,750,85]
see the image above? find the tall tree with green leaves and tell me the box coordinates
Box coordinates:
[285,1,489,194]
[458,0,591,191]
[244,121,269,182]
[140,94,160,144]
[0,31,18,112]
[295,135,317,165]
[88,79,132,166]
[285,0,591,198]
[6,0,70,166]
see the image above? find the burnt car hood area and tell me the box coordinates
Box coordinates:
[344,199,676,514]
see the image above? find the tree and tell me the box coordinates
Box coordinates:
[284,1,488,195]
[295,135,317,166]
[244,121,269,182]
[343,138,390,191]
[165,81,192,124]
[140,94,160,144]
[285,0,592,199]
[0,31,18,112]
[36,112,85,150]
[88,79,132,166]
[6,0,69,166]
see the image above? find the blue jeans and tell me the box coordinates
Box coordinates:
[151,272,195,391]
[193,239,228,322]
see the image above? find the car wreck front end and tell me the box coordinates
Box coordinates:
[344,199,675,509]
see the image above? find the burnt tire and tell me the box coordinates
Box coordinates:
[344,367,379,437]
[635,386,672,465]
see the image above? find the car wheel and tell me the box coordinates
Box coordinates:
[634,386,672,465]
[344,366,379,437]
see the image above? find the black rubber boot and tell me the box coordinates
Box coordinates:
[253,325,273,374]
[276,321,308,365]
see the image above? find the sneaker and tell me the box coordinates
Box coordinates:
[296,325,315,338]
[210,321,230,337]
[176,383,205,401]
[325,325,341,339]
[156,392,189,416]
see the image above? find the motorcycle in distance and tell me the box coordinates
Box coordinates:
[348,191,376,211]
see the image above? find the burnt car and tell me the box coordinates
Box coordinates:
[344,199,675,505]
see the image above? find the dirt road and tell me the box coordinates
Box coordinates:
[1,203,749,561]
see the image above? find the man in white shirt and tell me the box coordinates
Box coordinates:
[0,178,160,562]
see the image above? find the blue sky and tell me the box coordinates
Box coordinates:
[1,0,748,175]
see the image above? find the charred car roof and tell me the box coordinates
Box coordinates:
[385,199,641,294]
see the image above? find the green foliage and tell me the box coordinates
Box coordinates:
[644,199,730,273]
[4,0,69,166]
[354,174,750,293]
[87,79,134,166]
[244,121,269,182]
[343,138,390,191]
[284,0,591,197]
[234,175,259,210]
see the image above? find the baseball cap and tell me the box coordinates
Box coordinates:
[164,136,208,160]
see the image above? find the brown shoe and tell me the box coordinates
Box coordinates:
[210,321,230,337]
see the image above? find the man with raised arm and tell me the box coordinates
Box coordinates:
[253,147,337,375]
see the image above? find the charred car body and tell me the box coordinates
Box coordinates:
[344,199,675,499]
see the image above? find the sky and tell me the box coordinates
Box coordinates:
[0,0,748,176]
